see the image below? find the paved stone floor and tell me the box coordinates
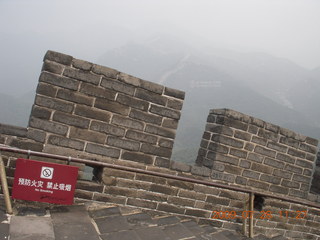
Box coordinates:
[0,197,289,240]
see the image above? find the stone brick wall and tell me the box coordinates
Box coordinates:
[196,109,319,199]
[1,51,320,239]
[27,50,184,166]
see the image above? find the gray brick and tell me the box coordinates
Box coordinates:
[80,83,116,100]
[273,169,292,179]
[207,152,239,165]
[141,143,172,158]
[53,112,90,128]
[125,130,157,144]
[118,72,141,87]
[69,127,106,144]
[247,179,269,190]
[306,137,318,146]
[150,184,177,195]
[112,115,144,130]
[44,50,73,66]
[39,72,79,90]
[239,160,251,169]
[140,80,164,94]
[90,121,125,137]
[167,98,183,110]
[92,65,119,78]
[162,118,178,129]
[42,60,64,74]
[284,164,303,174]
[157,204,185,214]
[234,130,251,141]
[258,129,279,142]
[101,78,135,96]
[276,153,295,164]
[281,179,300,189]
[75,105,111,122]
[224,164,242,175]
[303,169,313,176]
[216,116,248,131]
[36,82,58,97]
[248,153,264,163]
[289,189,308,198]
[255,137,271,148]
[292,174,310,183]
[207,114,216,123]
[0,124,27,137]
[279,136,299,148]
[254,146,276,158]
[35,95,74,113]
[235,176,247,185]
[85,143,120,158]
[288,148,306,158]
[191,166,211,177]
[9,139,44,152]
[48,135,84,150]
[154,157,170,168]
[129,109,162,125]
[107,136,140,151]
[250,116,265,127]
[145,125,175,139]
[150,104,180,119]
[260,174,281,184]
[267,142,288,153]
[206,195,230,206]
[63,67,100,85]
[170,161,191,172]
[299,143,317,154]
[116,94,149,111]
[56,89,94,106]
[244,142,254,151]
[230,148,247,158]
[27,129,46,143]
[208,142,229,154]
[135,88,167,106]
[243,170,260,179]
[251,163,273,174]
[212,135,243,149]
[159,138,174,148]
[95,98,130,115]
[269,185,289,194]
[29,117,68,135]
[264,157,285,169]
[164,87,185,100]
[72,58,92,71]
[248,125,259,134]
[121,151,154,164]
[205,124,234,136]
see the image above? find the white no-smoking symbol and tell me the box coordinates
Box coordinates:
[41,167,54,179]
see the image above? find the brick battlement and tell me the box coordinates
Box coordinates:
[1,51,320,239]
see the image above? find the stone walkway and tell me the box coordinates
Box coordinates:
[0,198,289,240]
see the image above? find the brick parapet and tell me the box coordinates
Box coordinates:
[24,50,185,165]
[197,108,319,199]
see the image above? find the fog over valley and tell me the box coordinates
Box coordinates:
[1,0,319,163]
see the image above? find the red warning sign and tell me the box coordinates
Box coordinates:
[12,158,78,205]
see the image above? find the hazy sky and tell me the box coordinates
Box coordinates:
[0,0,319,95]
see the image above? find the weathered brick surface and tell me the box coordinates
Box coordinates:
[197,109,318,199]
[2,51,320,240]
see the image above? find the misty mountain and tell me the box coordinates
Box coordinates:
[0,90,34,127]
[97,37,320,163]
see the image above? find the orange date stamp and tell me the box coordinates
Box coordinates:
[211,210,307,220]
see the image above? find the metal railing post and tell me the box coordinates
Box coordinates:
[249,192,254,238]
[0,154,13,214]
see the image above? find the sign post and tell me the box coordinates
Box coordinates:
[12,158,78,205]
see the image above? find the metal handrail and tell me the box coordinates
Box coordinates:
[0,146,319,209]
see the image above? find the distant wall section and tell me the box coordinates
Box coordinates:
[196,109,318,199]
